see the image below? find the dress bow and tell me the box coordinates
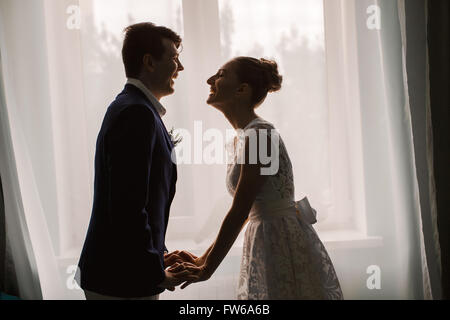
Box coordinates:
[295,197,317,225]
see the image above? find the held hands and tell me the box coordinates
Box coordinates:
[161,250,212,290]
[158,269,195,291]
[158,251,197,291]
[164,250,205,267]
[168,261,212,289]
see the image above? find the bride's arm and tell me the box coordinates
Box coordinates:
[200,136,269,278]
[196,214,248,268]
[171,134,272,286]
[201,215,248,259]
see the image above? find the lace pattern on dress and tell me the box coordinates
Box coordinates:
[226,118,343,300]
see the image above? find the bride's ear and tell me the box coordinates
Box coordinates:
[143,54,156,72]
[237,83,251,96]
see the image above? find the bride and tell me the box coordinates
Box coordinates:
[167,56,344,300]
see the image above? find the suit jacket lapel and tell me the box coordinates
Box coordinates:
[157,115,175,151]
[127,84,174,151]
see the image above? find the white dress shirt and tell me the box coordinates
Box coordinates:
[126,78,166,117]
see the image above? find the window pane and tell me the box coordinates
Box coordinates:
[219,0,324,58]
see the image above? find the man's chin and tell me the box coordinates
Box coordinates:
[162,86,175,97]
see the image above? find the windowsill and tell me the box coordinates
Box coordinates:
[316,229,383,250]
[58,229,383,263]
[166,228,383,256]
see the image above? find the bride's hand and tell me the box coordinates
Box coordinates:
[169,262,212,289]
[165,250,206,267]
[164,250,197,267]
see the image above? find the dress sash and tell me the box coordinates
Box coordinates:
[249,196,317,224]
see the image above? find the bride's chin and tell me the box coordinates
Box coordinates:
[206,96,215,105]
[206,100,220,109]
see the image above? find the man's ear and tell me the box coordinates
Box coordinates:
[143,54,155,72]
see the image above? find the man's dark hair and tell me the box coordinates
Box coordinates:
[122,22,182,78]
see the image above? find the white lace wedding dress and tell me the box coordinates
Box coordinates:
[226,117,344,300]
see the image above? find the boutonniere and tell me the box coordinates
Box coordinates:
[168,127,182,147]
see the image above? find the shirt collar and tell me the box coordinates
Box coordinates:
[126,78,166,117]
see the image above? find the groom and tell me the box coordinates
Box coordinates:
[76,22,189,300]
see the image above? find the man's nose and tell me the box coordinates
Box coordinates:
[207,76,214,85]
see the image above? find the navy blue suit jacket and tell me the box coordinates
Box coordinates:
[77,84,177,298]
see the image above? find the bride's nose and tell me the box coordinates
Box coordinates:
[207,76,215,85]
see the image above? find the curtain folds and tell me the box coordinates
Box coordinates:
[0,0,65,299]
[427,0,450,300]
[400,0,442,300]
[0,38,42,299]
[0,172,20,298]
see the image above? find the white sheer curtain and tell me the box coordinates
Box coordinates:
[0,0,429,299]
[0,0,66,299]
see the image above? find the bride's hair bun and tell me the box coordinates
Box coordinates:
[233,56,283,106]
[259,58,282,93]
